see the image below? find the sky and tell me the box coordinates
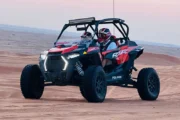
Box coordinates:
[0,0,180,45]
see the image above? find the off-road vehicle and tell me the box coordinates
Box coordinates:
[20,17,160,102]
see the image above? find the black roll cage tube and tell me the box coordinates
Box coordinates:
[55,18,130,45]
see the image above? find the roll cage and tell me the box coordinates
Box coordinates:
[55,17,130,45]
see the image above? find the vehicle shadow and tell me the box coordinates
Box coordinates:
[40,97,161,104]
[41,97,87,103]
[104,98,160,103]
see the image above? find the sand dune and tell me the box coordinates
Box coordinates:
[136,52,180,66]
[0,30,180,119]
[0,50,180,120]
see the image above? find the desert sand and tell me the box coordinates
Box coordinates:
[0,30,180,120]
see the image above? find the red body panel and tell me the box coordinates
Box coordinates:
[87,47,99,52]
[116,51,129,64]
[102,50,114,56]
[102,46,138,65]
[48,45,78,54]
[62,45,78,54]
[116,46,137,64]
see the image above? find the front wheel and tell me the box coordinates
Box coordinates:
[137,68,160,100]
[79,86,86,99]
[20,64,44,99]
[81,66,107,103]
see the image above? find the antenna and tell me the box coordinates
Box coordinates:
[113,0,115,35]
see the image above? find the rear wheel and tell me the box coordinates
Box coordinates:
[137,68,160,100]
[81,66,107,103]
[20,64,44,99]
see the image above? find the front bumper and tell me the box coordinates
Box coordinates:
[39,53,77,84]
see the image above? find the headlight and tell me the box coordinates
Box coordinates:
[40,54,47,60]
[67,53,80,59]
[61,56,68,70]
[39,51,48,60]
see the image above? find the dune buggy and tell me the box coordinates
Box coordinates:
[20,17,160,102]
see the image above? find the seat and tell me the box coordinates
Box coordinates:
[111,35,120,47]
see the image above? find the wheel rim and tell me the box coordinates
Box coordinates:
[95,74,106,99]
[147,74,159,96]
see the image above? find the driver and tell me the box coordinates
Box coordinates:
[98,28,117,67]
[81,31,92,41]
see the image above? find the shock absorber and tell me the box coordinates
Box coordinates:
[75,61,84,76]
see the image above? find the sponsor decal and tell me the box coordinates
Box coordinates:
[112,50,128,58]
[67,54,80,59]
[112,76,122,80]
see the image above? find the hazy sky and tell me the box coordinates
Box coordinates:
[0,0,180,45]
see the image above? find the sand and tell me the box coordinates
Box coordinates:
[0,30,180,120]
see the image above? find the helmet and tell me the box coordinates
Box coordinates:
[81,31,92,40]
[98,28,111,41]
